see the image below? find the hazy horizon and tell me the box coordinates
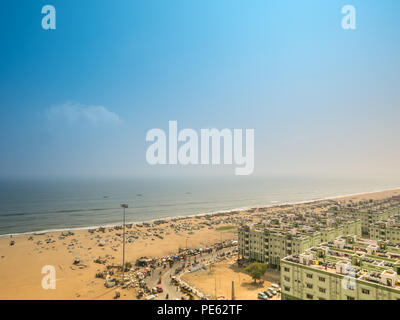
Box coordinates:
[1,174,399,235]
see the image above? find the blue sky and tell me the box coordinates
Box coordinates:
[0,0,399,178]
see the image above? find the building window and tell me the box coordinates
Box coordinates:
[306,273,313,279]
[306,294,313,299]
[284,267,290,272]
[284,276,290,282]
[284,286,290,292]
[319,297,326,300]
[319,287,326,293]
[347,296,355,300]
[319,276,325,282]
[306,283,313,289]
[361,288,370,295]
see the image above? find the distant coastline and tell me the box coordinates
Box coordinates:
[2,185,399,239]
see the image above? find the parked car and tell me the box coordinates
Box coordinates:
[264,291,273,298]
[267,287,277,295]
[258,292,268,300]
[145,294,156,300]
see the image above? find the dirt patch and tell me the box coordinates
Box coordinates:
[182,257,280,300]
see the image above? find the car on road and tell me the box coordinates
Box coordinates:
[264,291,273,298]
[145,295,156,300]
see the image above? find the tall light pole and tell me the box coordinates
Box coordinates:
[214,276,217,299]
[121,204,128,284]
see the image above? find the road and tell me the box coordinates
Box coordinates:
[144,246,237,300]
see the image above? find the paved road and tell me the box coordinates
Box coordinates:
[144,247,237,300]
[145,260,185,300]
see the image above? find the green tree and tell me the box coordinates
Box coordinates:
[244,262,267,283]
[124,262,132,271]
[271,219,280,226]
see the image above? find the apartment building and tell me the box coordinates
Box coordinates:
[369,215,400,244]
[238,218,361,269]
[238,196,400,273]
[337,201,400,237]
[281,237,400,300]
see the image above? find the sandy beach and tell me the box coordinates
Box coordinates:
[1,188,399,300]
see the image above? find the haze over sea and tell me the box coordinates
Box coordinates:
[1,175,400,236]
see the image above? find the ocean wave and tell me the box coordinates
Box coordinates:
[0,207,115,218]
[0,185,399,238]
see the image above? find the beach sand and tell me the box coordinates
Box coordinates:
[0,188,399,300]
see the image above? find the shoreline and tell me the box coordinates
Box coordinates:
[2,185,400,239]
[1,186,400,300]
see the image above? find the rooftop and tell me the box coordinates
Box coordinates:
[282,237,400,290]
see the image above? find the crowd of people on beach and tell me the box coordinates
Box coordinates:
[96,238,239,299]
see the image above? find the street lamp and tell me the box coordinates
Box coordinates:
[121,204,128,284]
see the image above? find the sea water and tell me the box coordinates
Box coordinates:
[0,175,399,236]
